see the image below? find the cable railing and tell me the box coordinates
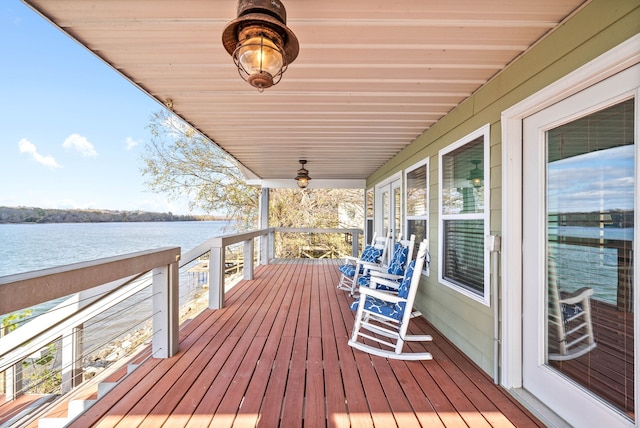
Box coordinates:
[0,226,362,424]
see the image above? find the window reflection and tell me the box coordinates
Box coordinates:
[546,98,635,416]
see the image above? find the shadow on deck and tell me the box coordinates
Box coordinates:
[57,259,543,427]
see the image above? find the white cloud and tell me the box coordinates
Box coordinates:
[18,138,62,169]
[125,137,141,150]
[63,133,98,157]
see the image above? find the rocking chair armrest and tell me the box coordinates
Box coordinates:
[369,276,401,290]
[358,260,382,270]
[358,286,404,303]
[341,255,359,264]
[559,287,594,305]
[370,271,403,281]
[363,263,387,273]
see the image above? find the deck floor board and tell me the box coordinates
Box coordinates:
[62,259,543,427]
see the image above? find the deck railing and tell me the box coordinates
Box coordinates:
[0,248,181,401]
[0,226,362,406]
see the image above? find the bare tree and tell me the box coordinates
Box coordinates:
[141,110,260,231]
[141,110,364,253]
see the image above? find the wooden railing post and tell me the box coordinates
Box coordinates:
[244,239,254,280]
[209,245,225,310]
[61,324,83,393]
[152,260,180,358]
[5,363,22,401]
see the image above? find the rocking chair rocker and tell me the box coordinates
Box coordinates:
[349,239,432,360]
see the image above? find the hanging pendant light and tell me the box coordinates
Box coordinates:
[295,160,311,188]
[222,0,299,92]
[467,160,483,188]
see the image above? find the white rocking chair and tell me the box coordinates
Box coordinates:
[548,257,596,361]
[351,234,415,296]
[349,239,432,360]
[337,232,391,292]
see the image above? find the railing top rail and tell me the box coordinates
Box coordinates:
[181,228,275,266]
[0,247,180,316]
[275,227,362,234]
[181,227,363,266]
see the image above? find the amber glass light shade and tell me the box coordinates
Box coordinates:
[222,0,299,92]
[295,160,311,188]
[234,26,285,91]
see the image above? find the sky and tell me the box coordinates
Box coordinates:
[548,145,634,213]
[0,0,197,215]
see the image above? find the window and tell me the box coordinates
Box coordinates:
[439,125,490,304]
[405,159,429,272]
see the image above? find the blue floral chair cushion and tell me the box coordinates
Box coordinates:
[561,302,584,324]
[338,264,357,277]
[338,245,382,279]
[387,243,409,275]
[354,243,408,289]
[350,260,416,318]
[396,260,415,300]
[356,275,371,288]
[360,245,383,264]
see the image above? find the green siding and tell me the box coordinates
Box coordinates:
[367,0,640,375]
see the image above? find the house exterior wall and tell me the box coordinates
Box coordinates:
[367,0,640,375]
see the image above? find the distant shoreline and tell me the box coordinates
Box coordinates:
[0,206,224,224]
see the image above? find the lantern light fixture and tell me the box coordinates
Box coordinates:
[467,160,483,188]
[295,160,311,188]
[222,0,299,92]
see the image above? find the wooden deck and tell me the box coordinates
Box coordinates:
[62,259,543,427]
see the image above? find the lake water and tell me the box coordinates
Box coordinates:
[0,221,232,277]
[550,226,634,305]
[0,221,233,357]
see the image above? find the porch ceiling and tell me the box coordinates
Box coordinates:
[24,0,587,187]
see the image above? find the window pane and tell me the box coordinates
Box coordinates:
[442,137,484,214]
[407,165,427,216]
[407,219,427,245]
[546,98,634,416]
[443,219,484,294]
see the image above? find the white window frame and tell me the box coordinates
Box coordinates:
[375,172,403,240]
[438,124,491,305]
[405,158,430,274]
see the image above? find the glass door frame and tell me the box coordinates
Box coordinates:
[501,35,640,425]
[522,68,638,426]
[375,172,402,261]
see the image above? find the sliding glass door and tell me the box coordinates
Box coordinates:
[522,65,638,426]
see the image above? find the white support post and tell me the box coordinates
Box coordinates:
[152,261,180,358]
[61,324,83,393]
[352,231,360,257]
[260,234,270,266]
[243,239,254,280]
[259,188,270,265]
[269,230,275,261]
[209,246,225,309]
